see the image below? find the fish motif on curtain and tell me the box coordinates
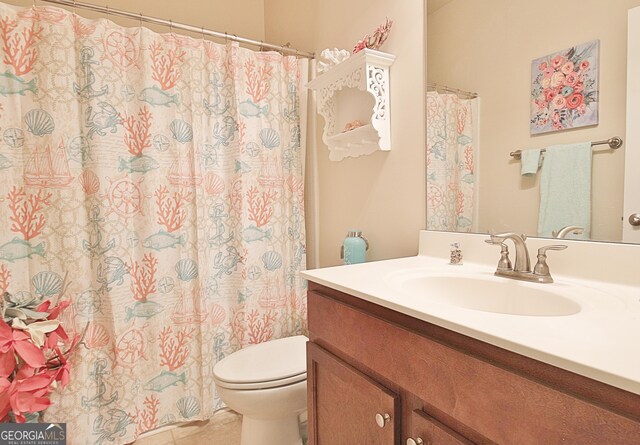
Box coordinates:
[426,92,475,232]
[0,3,307,443]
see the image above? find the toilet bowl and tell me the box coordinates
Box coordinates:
[213,335,308,445]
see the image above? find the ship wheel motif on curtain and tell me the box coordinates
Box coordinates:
[102,29,140,71]
[115,327,147,369]
[102,176,148,218]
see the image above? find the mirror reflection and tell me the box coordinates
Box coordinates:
[426,0,640,243]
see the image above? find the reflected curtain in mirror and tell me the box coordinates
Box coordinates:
[426,92,478,231]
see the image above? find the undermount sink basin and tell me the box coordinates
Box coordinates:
[390,273,582,317]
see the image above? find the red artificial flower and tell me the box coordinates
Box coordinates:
[0,294,79,422]
[0,319,45,378]
[35,300,71,348]
[0,374,52,423]
[44,324,69,350]
[46,344,76,389]
[0,377,10,421]
[36,299,70,320]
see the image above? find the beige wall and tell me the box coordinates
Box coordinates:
[267,0,426,267]
[428,0,640,241]
[5,0,265,40]
[264,0,316,52]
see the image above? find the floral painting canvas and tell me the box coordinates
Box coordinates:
[530,40,599,134]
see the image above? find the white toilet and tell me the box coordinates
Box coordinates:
[213,335,308,445]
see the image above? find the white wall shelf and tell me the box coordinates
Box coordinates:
[308,49,395,161]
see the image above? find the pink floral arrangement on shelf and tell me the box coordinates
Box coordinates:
[0,274,81,423]
[530,40,599,134]
[353,17,393,54]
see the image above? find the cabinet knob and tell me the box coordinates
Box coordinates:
[407,438,425,445]
[375,412,391,428]
[629,213,640,226]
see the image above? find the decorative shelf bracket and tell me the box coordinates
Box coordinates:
[308,49,396,161]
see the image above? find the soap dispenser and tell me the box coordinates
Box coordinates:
[341,230,369,265]
[449,243,463,265]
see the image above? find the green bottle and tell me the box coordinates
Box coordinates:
[343,230,368,265]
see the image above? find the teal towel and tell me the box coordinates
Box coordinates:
[537,143,591,239]
[520,148,542,176]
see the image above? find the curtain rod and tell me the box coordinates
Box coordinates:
[37,0,315,58]
[427,82,478,99]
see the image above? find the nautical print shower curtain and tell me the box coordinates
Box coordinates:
[426,92,476,232]
[0,3,308,443]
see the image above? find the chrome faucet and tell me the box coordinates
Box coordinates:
[486,233,567,283]
[552,226,584,238]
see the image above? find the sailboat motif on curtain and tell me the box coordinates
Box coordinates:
[168,151,203,187]
[0,2,308,444]
[24,142,74,188]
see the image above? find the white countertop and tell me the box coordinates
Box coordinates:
[301,231,640,395]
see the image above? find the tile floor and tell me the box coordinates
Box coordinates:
[131,409,308,445]
[131,409,242,445]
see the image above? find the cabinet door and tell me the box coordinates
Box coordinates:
[307,342,399,445]
[407,410,475,445]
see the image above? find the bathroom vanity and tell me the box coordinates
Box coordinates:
[301,232,640,445]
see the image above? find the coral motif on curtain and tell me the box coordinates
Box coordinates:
[0,3,307,443]
[426,92,475,231]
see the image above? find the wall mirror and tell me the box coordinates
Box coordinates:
[426,0,640,244]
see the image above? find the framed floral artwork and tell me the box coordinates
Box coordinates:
[530,40,599,134]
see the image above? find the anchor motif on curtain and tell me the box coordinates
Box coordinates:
[73,46,109,99]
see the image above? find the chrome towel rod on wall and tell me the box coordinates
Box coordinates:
[37,0,315,58]
[510,137,623,160]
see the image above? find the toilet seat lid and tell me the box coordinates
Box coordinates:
[213,335,308,385]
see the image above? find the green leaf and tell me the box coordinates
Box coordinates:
[5,307,27,320]
[18,307,51,321]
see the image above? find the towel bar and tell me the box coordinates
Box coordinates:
[510,137,623,160]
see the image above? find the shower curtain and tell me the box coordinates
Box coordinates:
[426,91,477,232]
[0,3,307,443]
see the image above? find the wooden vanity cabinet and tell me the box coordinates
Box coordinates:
[307,342,400,444]
[306,282,640,445]
[408,409,475,445]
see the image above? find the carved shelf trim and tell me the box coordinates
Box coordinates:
[308,49,396,161]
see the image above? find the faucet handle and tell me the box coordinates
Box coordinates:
[538,244,568,255]
[484,239,512,271]
[533,244,567,280]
